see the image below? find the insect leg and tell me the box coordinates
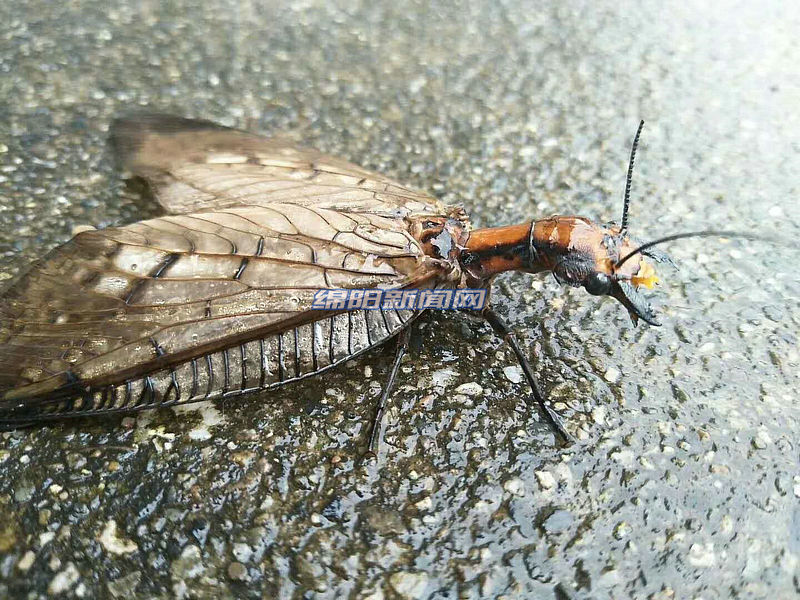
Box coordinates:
[366,326,412,456]
[481,307,572,444]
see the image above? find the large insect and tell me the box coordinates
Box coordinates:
[0,115,732,451]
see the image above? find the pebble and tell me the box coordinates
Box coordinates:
[232,542,253,563]
[687,543,716,567]
[503,478,525,496]
[503,366,522,384]
[610,449,634,465]
[752,430,772,449]
[48,563,80,595]
[415,497,433,511]
[603,367,621,383]
[535,470,556,490]
[614,522,631,540]
[389,571,428,599]
[17,550,36,572]
[107,571,141,598]
[543,509,573,534]
[455,382,483,396]
[98,520,138,555]
[767,205,783,217]
[227,561,249,581]
[430,368,459,388]
[171,545,204,580]
[698,342,715,354]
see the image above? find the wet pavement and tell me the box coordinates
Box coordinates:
[0,0,799,598]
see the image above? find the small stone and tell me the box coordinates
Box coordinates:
[17,550,35,572]
[543,509,573,534]
[751,430,771,449]
[171,544,204,580]
[227,562,248,581]
[610,449,634,465]
[98,520,138,555]
[603,367,621,383]
[430,368,459,388]
[698,342,715,354]
[107,571,141,598]
[503,366,522,384]
[389,571,428,599]
[535,470,556,490]
[48,563,80,595]
[49,483,63,496]
[455,382,483,396]
[503,478,525,497]
[232,542,253,563]
[614,522,631,540]
[413,497,432,511]
[49,555,62,571]
[687,543,716,567]
[720,515,733,533]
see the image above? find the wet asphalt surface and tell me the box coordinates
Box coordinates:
[0,1,799,598]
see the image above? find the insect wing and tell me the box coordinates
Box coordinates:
[0,116,461,420]
[110,113,445,218]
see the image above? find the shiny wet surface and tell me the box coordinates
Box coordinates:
[0,1,798,598]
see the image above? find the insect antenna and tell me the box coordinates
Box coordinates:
[615,229,767,269]
[620,119,645,235]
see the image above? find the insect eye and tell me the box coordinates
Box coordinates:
[585,272,612,296]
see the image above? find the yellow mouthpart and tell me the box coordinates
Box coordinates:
[631,259,659,289]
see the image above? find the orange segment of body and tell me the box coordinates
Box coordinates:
[632,259,659,289]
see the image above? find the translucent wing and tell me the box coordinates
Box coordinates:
[110,113,445,217]
[0,115,468,423]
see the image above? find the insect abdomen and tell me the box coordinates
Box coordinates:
[0,308,417,425]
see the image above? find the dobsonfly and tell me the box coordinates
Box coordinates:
[0,115,752,452]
